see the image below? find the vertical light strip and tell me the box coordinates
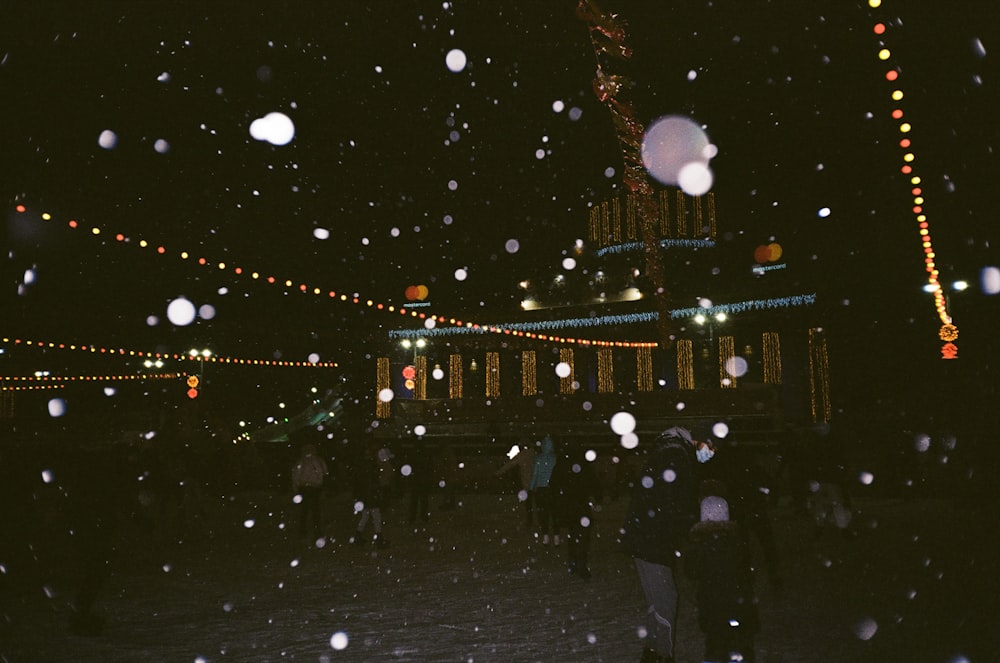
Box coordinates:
[521,350,537,396]
[414,354,427,400]
[486,351,500,397]
[597,348,614,393]
[706,191,717,239]
[636,346,653,391]
[718,335,736,389]
[658,189,671,237]
[808,328,833,424]
[675,190,687,237]
[559,347,576,394]
[676,339,694,390]
[376,357,391,418]
[449,353,463,399]
[762,331,783,384]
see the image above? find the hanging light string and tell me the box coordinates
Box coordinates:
[12,205,657,348]
[576,0,673,343]
[11,206,818,350]
[1,336,338,368]
[387,293,816,341]
[868,1,954,330]
[0,383,66,391]
[0,372,182,385]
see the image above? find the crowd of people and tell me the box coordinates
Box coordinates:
[4,411,863,660]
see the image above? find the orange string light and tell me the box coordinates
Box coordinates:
[1,336,339,368]
[869,1,954,332]
[10,206,661,349]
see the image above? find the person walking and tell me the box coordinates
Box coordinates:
[352,441,389,548]
[494,437,537,526]
[529,434,558,544]
[686,495,760,662]
[549,443,603,579]
[620,426,704,663]
[702,443,783,587]
[291,442,329,539]
[405,444,434,525]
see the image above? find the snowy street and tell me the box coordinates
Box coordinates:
[1,486,991,662]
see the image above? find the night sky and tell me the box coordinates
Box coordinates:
[3,1,997,423]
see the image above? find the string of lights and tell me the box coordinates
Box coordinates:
[868,0,956,347]
[595,237,716,258]
[0,372,182,383]
[2,335,338,368]
[12,205,654,349]
[12,206,814,351]
[1,383,67,391]
[389,294,815,342]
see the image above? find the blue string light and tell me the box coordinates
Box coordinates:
[595,238,716,258]
[387,293,817,340]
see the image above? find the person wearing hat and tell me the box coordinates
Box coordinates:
[686,494,760,662]
[621,426,707,663]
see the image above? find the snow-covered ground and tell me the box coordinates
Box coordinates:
[1,487,992,662]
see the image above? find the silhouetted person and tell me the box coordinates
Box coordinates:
[686,495,759,663]
[621,426,703,663]
[61,438,135,635]
[438,443,460,510]
[405,444,434,524]
[550,444,603,579]
[494,437,537,526]
[702,444,782,587]
[529,435,558,544]
[353,442,389,548]
[291,442,329,539]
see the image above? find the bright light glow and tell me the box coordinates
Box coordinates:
[249,111,295,146]
[610,411,636,436]
[445,49,467,73]
[167,297,197,326]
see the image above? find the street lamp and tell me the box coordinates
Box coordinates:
[400,338,426,363]
[189,348,211,392]
[694,311,727,343]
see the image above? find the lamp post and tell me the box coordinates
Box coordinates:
[400,338,426,363]
[400,338,427,398]
[189,348,212,393]
[694,311,727,344]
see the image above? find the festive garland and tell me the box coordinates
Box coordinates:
[868,1,956,353]
[387,293,816,341]
[595,238,716,257]
[0,372,182,383]
[668,294,816,319]
[9,206,663,349]
[577,0,673,342]
[1,336,338,368]
[11,204,814,351]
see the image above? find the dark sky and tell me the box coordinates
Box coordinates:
[3,0,997,410]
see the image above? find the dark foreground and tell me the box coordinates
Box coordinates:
[1,488,994,662]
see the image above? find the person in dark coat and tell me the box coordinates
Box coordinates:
[701,443,782,587]
[686,495,760,663]
[352,441,389,548]
[529,434,559,544]
[549,444,603,579]
[620,426,703,663]
[405,443,434,525]
[291,442,329,539]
